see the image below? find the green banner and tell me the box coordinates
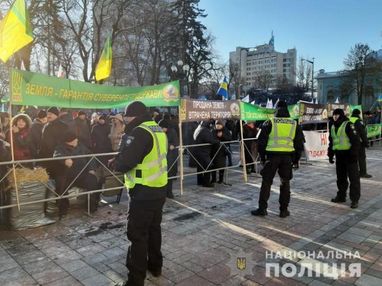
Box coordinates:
[240,102,299,121]
[10,69,180,108]
[366,124,381,138]
[240,102,274,121]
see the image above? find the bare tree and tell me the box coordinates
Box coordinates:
[343,43,378,104]
[254,69,273,90]
[296,57,312,91]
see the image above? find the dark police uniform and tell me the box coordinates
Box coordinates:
[349,110,371,178]
[328,109,361,208]
[115,102,167,286]
[251,101,304,218]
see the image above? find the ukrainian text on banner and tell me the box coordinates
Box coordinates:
[327,104,362,118]
[303,130,329,161]
[179,99,241,122]
[10,69,180,108]
[240,102,299,121]
[366,124,381,138]
[299,101,328,123]
[240,102,274,121]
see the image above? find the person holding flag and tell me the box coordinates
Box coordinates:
[217,77,229,100]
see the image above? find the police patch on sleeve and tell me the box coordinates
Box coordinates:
[125,136,134,146]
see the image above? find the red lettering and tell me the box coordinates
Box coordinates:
[320,134,327,146]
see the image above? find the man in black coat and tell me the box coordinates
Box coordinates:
[53,130,99,217]
[328,108,361,208]
[40,107,69,177]
[349,109,371,178]
[30,110,47,159]
[192,120,220,188]
[251,101,305,218]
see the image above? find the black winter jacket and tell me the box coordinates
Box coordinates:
[115,115,167,201]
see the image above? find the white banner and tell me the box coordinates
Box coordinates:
[303,131,329,161]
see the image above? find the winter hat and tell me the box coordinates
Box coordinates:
[351,109,361,116]
[63,130,77,142]
[333,108,345,117]
[37,110,47,119]
[158,119,170,129]
[47,107,60,116]
[99,114,108,121]
[110,113,124,123]
[124,101,147,117]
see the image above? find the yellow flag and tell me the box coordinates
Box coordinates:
[95,36,112,81]
[0,0,34,63]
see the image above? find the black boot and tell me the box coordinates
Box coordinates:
[279,210,290,218]
[251,208,268,216]
[331,197,346,203]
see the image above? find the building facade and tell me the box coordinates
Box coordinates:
[317,49,382,110]
[229,34,297,91]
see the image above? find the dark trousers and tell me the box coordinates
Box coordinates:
[258,155,293,211]
[196,162,212,186]
[126,198,165,286]
[55,173,100,215]
[335,156,361,202]
[358,147,367,176]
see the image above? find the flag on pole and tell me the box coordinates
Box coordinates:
[334,97,339,103]
[95,36,112,81]
[217,76,229,100]
[0,0,33,63]
[266,98,273,109]
[57,64,65,78]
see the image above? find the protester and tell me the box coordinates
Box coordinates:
[40,107,69,176]
[53,130,100,217]
[30,109,47,159]
[193,120,220,188]
[211,120,232,184]
[114,101,167,286]
[109,113,125,151]
[251,101,304,218]
[350,109,371,178]
[91,114,112,162]
[10,114,33,163]
[74,111,92,149]
[328,108,361,209]
[0,112,10,142]
[159,118,179,198]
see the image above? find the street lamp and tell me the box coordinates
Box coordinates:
[170,60,190,97]
[302,57,315,100]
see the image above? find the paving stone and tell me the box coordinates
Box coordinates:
[355,274,382,286]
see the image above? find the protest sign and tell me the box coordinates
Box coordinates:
[299,102,328,123]
[303,131,329,160]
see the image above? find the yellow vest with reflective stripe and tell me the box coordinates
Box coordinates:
[266,117,297,152]
[124,121,168,189]
[349,117,359,124]
[331,121,351,151]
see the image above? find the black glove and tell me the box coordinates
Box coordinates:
[329,157,334,164]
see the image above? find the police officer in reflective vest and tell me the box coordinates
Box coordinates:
[328,108,361,208]
[251,100,304,218]
[350,109,371,178]
[115,101,168,286]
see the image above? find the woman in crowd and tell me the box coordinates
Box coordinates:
[109,113,125,151]
[211,120,232,184]
[10,114,33,164]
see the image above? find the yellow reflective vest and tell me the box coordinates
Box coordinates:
[266,117,297,152]
[124,121,168,189]
[331,121,351,151]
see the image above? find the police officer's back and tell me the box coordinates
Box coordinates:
[251,100,304,218]
[115,101,167,286]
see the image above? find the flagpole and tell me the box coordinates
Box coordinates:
[178,108,184,195]
[8,69,21,211]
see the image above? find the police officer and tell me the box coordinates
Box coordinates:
[350,109,372,178]
[251,101,304,218]
[328,108,361,208]
[115,101,168,286]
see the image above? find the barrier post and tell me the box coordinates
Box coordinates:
[239,120,248,182]
[178,119,184,195]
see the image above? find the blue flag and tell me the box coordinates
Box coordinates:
[217,76,229,100]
